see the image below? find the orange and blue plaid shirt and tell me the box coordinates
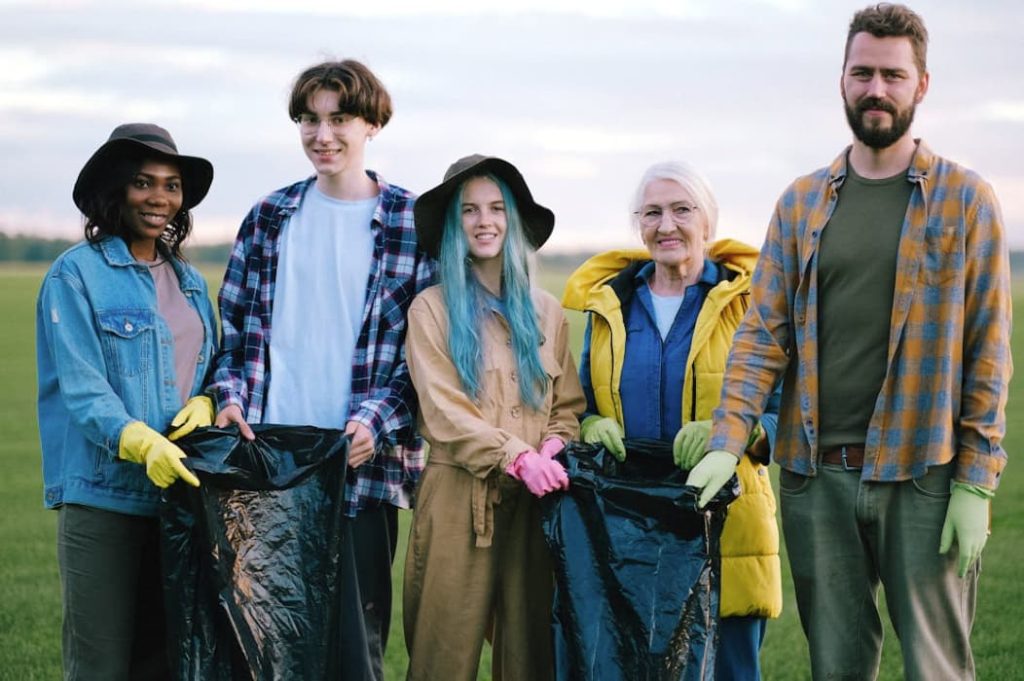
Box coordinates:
[709,141,1012,489]
[209,172,436,515]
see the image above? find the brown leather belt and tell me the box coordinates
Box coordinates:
[821,444,865,470]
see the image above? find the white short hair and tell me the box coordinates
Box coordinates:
[630,161,718,243]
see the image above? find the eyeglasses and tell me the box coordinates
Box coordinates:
[293,113,354,134]
[634,203,700,229]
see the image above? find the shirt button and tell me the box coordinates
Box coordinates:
[511,407,521,418]
[505,338,512,346]
[510,372,517,382]
[197,355,205,364]
[124,322,133,332]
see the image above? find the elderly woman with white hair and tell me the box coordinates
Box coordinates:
[562,161,782,680]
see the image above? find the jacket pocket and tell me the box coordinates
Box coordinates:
[96,309,155,378]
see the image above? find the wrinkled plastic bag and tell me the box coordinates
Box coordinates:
[541,439,739,681]
[160,425,373,681]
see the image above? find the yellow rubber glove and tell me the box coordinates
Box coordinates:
[119,421,200,488]
[167,395,214,441]
[580,415,626,461]
[939,483,993,577]
[686,449,738,508]
[673,420,712,470]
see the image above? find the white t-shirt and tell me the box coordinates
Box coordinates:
[649,290,684,342]
[264,185,377,427]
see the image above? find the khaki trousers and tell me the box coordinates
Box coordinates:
[780,461,977,681]
[404,463,555,681]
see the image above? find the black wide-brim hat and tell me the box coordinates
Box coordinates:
[414,154,554,259]
[73,122,214,214]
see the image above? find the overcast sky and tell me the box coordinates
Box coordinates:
[1,0,1021,252]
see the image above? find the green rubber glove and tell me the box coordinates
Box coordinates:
[167,395,214,441]
[580,415,626,461]
[686,449,739,508]
[673,422,763,470]
[673,420,712,470]
[939,483,992,577]
[119,421,200,488]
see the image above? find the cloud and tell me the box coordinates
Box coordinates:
[0,0,1021,252]
[532,127,676,155]
[170,0,713,19]
[0,88,186,119]
[978,101,1024,124]
[0,48,50,86]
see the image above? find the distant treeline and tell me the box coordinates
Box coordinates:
[0,234,233,265]
[3,234,1024,276]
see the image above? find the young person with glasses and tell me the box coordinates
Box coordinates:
[206,59,435,679]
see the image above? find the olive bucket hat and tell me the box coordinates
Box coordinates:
[414,154,554,259]
[72,122,214,214]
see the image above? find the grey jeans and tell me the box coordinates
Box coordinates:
[779,461,977,681]
[58,504,169,681]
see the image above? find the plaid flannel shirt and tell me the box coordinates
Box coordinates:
[209,172,436,515]
[709,141,1012,489]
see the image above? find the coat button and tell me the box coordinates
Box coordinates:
[510,372,517,382]
[511,407,521,418]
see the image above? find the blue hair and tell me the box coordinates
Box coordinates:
[438,174,547,410]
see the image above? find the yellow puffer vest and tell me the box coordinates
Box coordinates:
[562,239,782,619]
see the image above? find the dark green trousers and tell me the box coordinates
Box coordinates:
[780,461,977,681]
[58,504,169,681]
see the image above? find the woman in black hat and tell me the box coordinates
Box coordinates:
[36,123,217,679]
[402,155,585,680]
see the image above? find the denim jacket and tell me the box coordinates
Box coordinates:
[36,237,217,517]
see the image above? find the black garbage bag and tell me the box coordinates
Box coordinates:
[541,439,740,681]
[160,425,372,681]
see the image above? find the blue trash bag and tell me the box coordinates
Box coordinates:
[160,425,373,681]
[541,439,739,681]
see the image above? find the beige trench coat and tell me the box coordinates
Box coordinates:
[403,285,584,681]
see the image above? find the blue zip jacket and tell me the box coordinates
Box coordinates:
[36,237,217,517]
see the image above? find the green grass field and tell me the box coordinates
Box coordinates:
[1,262,1021,680]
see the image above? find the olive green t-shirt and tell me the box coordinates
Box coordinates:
[816,162,913,449]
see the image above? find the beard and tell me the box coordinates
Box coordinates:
[844,96,916,149]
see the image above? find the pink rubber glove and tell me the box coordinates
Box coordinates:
[539,437,565,460]
[507,450,569,497]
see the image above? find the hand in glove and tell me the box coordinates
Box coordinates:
[507,450,569,497]
[939,483,992,577]
[539,437,565,460]
[168,395,214,441]
[675,421,765,470]
[673,420,712,470]
[119,421,200,488]
[686,449,738,508]
[580,415,626,461]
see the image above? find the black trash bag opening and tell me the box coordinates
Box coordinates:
[161,425,373,681]
[175,425,350,490]
[542,439,740,681]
